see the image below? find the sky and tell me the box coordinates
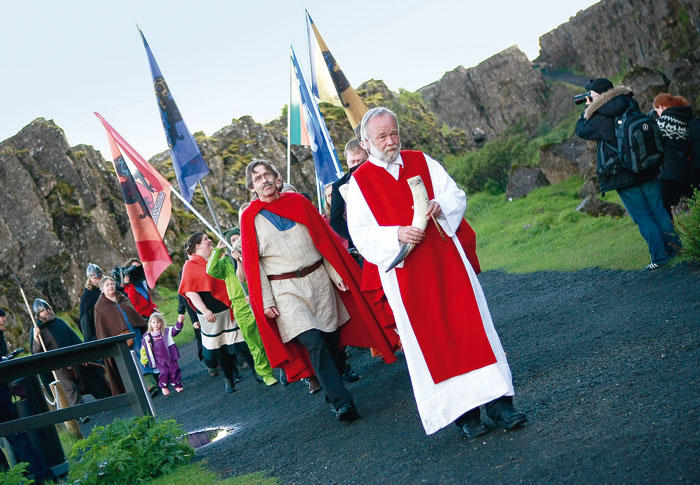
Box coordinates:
[0,0,599,160]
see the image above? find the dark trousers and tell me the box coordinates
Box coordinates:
[294,329,352,409]
[660,178,692,217]
[234,341,255,372]
[216,348,238,383]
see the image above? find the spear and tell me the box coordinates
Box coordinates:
[12,270,83,438]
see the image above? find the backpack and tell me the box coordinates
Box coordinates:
[612,107,664,173]
[689,116,700,169]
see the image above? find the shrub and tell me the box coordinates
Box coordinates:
[445,134,537,194]
[0,462,33,485]
[676,189,700,263]
[68,416,193,485]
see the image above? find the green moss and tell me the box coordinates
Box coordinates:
[55,181,76,198]
[173,208,196,221]
[64,205,85,217]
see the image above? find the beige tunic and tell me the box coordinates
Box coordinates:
[255,214,349,343]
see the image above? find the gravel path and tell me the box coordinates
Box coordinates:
[87,263,700,484]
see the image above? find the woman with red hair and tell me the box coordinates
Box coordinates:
[653,93,694,216]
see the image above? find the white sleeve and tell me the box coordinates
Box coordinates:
[346,177,403,270]
[425,153,467,237]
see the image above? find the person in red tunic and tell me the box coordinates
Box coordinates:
[240,160,398,422]
[346,107,527,438]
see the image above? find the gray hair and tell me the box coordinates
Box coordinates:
[360,107,399,142]
[245,159,280,190]
[99,275,116,291]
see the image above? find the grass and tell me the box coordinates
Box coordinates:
[150,464,278,485]
[153,286,195,346]
[465,175,653,272]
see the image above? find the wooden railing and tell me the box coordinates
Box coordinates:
[0,333,152,436]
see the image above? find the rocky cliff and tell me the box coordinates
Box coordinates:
[0,119,135,345]
[537,0,700,109]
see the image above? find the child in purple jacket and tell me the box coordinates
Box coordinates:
[140,312,184,395]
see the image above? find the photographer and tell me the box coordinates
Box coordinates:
[119,259,157,319]
[575,78,680,271]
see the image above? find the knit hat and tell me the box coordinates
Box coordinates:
[585,78,614,95]
[223,227,240,241]
[0,308,6,317]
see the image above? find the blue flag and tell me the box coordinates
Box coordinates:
[290,46,343,188]
[139,28,209,202]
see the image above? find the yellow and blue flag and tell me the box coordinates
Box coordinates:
[290,45,343,187]
[306,11,368,129]
[138,27,209,203]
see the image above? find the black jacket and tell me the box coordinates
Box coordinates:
[330,163,362,247]
[575,86,658,193]
[656,105,693,182]
[79,285,101,342]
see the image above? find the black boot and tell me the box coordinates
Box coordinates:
[484,396,527,430]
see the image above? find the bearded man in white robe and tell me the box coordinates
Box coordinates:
[346,107,527,438]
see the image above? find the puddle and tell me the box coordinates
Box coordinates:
[187,426,239,449]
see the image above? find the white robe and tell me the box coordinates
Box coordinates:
[346,152,514,434]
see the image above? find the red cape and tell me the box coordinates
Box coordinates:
[241,192,398,382]
[178,255,231,310]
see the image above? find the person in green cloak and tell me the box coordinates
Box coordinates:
[207,228,278,386]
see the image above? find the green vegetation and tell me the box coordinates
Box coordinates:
[54,417,277,485]
[676,190,700,264]
[0,462,33,485]
[68,416,193,484]
[444,104,581,194]
[464,176,652,272]
[445,133,535,194]
[533,107,581,151]
[150,465,278,485]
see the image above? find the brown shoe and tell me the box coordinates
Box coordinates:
[308,376,321,394]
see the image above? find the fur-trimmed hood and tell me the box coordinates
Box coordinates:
[583,86,633,120]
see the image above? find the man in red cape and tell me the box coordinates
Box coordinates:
[346,107,527,438]
[241,160,397,422]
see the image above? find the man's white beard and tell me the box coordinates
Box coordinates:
[368,139,401,164]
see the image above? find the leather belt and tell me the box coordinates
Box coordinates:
[267,259,323,281]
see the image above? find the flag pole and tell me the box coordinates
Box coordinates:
[287,70,292,185]
[170,186,234,251]
[198,181,224,236]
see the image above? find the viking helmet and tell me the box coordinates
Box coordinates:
[86,263,103,279]
[32,298,52,317]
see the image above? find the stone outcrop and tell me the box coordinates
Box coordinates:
[419,46,549,146]
[537,0,700,110]
[506,166,550,199]
[0,119,135,346]
[576,196,626,218]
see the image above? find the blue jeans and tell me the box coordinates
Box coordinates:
[617,180,681,264]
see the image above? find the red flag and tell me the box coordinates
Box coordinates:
[95,113,172,288]
[95,112,172,238]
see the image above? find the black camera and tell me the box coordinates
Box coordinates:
[574,92,591,105]
[112,264,145,286]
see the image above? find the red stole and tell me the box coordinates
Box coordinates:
[352,150,495,383]
[178,255,231,310]
[240,192,398,382]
